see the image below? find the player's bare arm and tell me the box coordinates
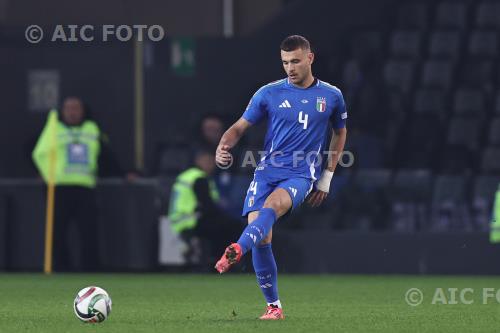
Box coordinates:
[215,117,252,166]
[307,126,347,207]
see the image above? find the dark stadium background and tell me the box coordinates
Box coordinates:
[1,0,500,274]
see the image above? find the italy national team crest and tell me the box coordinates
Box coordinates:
[316,97,326,112]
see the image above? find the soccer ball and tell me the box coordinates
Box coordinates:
[73,286,112,323]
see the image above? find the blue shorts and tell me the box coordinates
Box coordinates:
[241,170,314,217]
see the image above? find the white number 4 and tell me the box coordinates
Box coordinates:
[298,111,308,130]
[248,181,258,195]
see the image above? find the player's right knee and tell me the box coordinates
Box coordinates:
[247,211,259,224]
[260,232,272,245]
[263,198,288,217]
[262,202,279,213]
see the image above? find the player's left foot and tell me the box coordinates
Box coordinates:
[259,305,284,320]
[214,243,242,274]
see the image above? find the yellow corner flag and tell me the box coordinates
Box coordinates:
[32,109,58,274]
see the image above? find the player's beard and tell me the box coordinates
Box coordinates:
[289,68,313,87]
[290,73,305,86]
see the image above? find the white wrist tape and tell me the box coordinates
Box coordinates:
[316,170,334,193]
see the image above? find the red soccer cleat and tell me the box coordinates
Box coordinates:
[214,243,242,274]
[259,305,284,320]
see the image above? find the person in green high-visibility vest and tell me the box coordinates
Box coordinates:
[490,183,500,243]
[168,148,241,265]
[32,96,122,272]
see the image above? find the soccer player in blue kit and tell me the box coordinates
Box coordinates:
[215,35,348,320]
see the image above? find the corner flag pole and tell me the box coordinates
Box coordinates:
[44,110,58,274]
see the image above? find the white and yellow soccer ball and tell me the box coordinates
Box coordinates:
[73,286,112,323]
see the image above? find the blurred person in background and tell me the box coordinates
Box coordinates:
[196,114,225,151]
[167,148,241,269]
[32,96,124,272]
[194,114,242,216]
[195,114,244,166]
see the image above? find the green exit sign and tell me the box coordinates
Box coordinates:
[171,37,195,76]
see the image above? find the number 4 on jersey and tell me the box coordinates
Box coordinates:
[248,181,258,195]
[298,111,308,130]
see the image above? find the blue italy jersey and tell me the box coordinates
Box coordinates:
[242,78,347,181]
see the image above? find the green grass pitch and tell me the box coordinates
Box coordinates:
[0,273,499,332]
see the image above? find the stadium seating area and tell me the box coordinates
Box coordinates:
[155,1,500,232]
[341,1,500,168]
[294,0,500,231]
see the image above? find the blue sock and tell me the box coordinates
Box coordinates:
[237,208,277,254]
[252,243,279,304]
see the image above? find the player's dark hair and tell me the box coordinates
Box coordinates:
[280,35,311,52]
